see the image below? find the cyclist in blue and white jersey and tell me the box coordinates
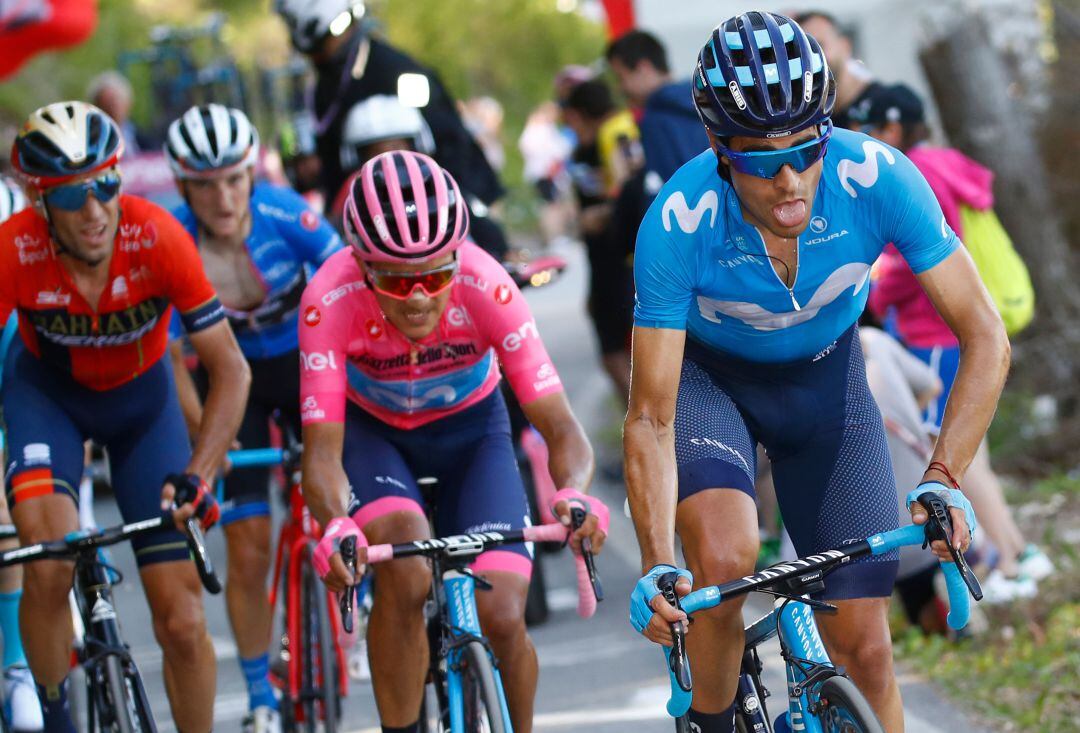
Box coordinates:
[0,176,43,733]
[624,12,1009,732]
[164,104,342,733]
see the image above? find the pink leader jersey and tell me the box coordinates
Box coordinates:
[298,243,564,430]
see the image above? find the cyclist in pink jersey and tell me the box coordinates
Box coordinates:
[300,151,607,733]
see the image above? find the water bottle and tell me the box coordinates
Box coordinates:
[773,712,792,733]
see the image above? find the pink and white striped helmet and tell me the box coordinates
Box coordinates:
[342,150,470,263]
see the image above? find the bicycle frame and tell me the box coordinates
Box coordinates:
[662,495,983,724]
[439,568,514,733]
[227,447,350,720]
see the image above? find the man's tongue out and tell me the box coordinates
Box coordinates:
[773,200,806,228]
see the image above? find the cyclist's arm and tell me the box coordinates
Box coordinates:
[300,421,351,526]
[623,326,686,571]
[916,249,1009,482]
[519,392,594,497]
[168,338,203,440]
[184,321,250,482]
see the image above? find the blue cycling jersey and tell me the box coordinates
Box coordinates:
[633,128,959,363]
[170,182,342,359]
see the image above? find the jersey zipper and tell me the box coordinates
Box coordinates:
[753,228,801,311]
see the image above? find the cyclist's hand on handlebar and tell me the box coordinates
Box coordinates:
[630,565,693,646]
[162,473,220,532]
[908,482,975,560]
[550,488,609,554]
[314,516,367,593]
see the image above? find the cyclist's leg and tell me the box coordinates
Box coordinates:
[220,357,280,714]
[435,392,536,732]
[671,359,760,731]
[342,405,431,729]
[106,358,215,733]
[2,343,85,730]
[770,333,902,731]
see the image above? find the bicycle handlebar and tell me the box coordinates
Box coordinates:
[0,511,221,595]
[360,522,601,618]
[661,493,982,717]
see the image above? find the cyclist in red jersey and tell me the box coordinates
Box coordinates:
[0,102,251,733]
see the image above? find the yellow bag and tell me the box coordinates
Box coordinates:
[959,206,1035,335]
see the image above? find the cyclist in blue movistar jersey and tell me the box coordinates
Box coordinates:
[164,104,342,733]
[624,12,1008,732]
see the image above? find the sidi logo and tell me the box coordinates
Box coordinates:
[502,320,539,352]
[300,351,337,371]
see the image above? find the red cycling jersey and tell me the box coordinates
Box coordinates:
[0,195,224,390]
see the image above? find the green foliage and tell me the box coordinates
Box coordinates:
[0,1,154,120]
[896,603,1080,732]
[376,0,606,194]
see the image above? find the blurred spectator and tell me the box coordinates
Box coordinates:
[87,70,153,154]
[461,96,506,173]
[553,64,594,106]
[860,324,947,633]
[605,29,707,189]
[794,10,880,130]
[518,101,574,247]
[273,1,504,223]
[859,83,1053,604]
[562,79,641,402]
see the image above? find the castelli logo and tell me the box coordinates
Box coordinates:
[304,306,321,326]
[300,210,319,231]
[494,284,512,305]
[366,319,383,338]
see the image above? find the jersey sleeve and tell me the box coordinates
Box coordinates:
[297,262,353,424]
[154,207,226,334]
[632,192,697,330]
[274,186,343,266]
[466,249,564,405]
[872,146,960,274]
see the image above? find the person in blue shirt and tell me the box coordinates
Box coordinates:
[164,104,342,733]
[606,29,709,189]
[624,12,1008,733]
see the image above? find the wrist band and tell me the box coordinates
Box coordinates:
[926,461,960,489]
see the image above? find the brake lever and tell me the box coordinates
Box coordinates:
[570,506,604,602]
[184,517,222,594]
[339,535,358,634]
[658,572,692,693]
[917,492,984,601]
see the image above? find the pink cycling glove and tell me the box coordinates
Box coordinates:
[314,516,368,580]
[549,488,610,536]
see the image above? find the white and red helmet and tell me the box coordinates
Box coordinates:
[343,150,469,264]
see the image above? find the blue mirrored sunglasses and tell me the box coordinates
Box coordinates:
[718,122,833,179]
[44,172,122,212]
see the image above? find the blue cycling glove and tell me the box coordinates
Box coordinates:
[630,564,693,634]
[906,481,977,541]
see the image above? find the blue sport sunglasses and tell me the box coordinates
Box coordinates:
[44,171,122,212]
[718,122,833,179]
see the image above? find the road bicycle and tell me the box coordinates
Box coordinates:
[659,493,983,733]
[226,444,351,732]
[337,506,603,733]
[0,504,220,733]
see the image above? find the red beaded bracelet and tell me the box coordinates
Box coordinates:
[925,461,961,489]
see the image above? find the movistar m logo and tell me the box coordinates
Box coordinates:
[661,190,719,234]
[837,140,896,198]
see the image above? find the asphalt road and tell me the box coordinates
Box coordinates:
[96,241,990,732]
